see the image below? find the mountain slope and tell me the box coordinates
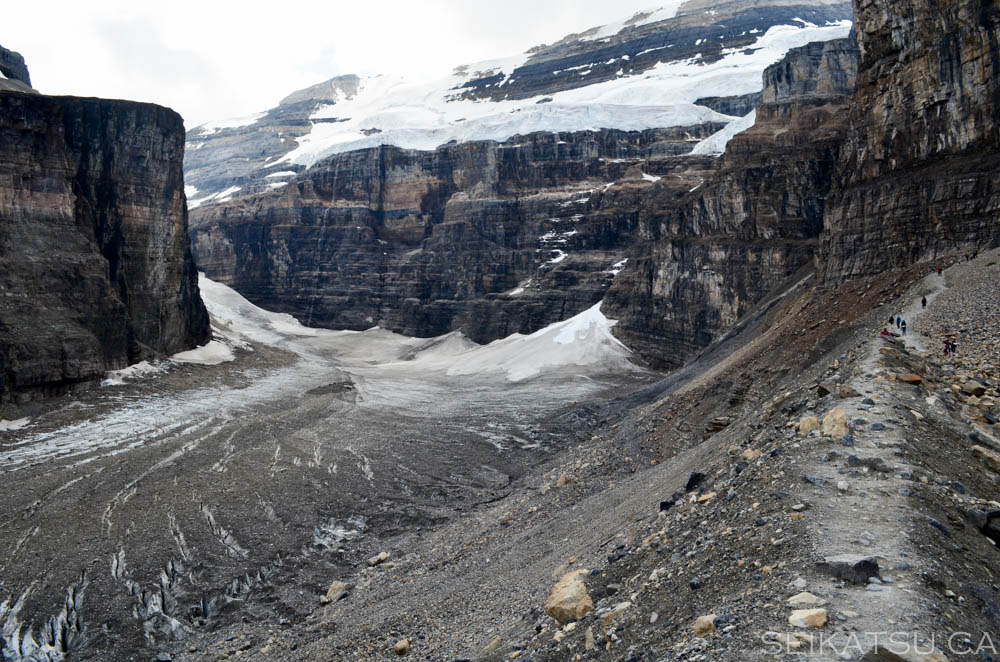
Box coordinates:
[184,0,852,204]
[188,0,854,351]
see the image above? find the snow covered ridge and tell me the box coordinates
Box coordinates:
[574,3,687,42]
[276,21,850,167]
[186,20,849,172]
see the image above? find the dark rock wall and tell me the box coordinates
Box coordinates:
[605,37,860,369]
[0,92,210,402]
[190,126,724,341]
[0,44,31,87]
[820,0,1000,280]
[0,44,34,93]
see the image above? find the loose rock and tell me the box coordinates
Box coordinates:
[544,570,594,624]
[788,608,828,628]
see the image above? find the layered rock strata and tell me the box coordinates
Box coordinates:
[0,90,210,402]
[605,37,860,368]
[190,126,724,341]
[820,0,1000,279]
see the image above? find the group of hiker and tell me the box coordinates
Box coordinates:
[876,289,961,357]
[880,315,908,336]
[887,315,908,335]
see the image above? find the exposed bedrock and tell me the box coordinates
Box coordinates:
[190,125,725,342]
[0,43,34,93]
[820,0,1000,280]
[0,91,210,402]
[605,37,860,369]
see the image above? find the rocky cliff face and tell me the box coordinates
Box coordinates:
[0,44,34,93]
[191,126,723,341]
[186,0,856,347]
[0,90,210,402]
[605,36,860,368]
[820,0,1000,280]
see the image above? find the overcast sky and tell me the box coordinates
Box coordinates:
[5,0,660,128]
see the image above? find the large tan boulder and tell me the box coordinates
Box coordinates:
[693,614,716,637]
[544,570,594,623]
[786,592,827,607]
[962,381,987,397]
[322,580,353,603]
[789,608,827,628]
[822,408,849,438]
[799,416,821,435]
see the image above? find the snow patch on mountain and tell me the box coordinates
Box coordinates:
[193,111,267,135]
[189,185,241,209]
[578,3,687,42]
[196,276,639,382]
[276,20,850,167]
[430,303,636,382]
[691,109,757,155]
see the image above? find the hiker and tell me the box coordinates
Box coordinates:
[889,315,895,326]
[901,320,907,335]
[896,316,901,328]
[880,328,890,336]
[938,268,942,276]
[921,296,927,308]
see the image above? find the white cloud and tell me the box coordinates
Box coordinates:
[4,0,662,127]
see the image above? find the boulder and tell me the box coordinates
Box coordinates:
[788,608,827,628]
[896,374,923,385]
[323,580,353,603]
[786,592,827,607]
[816,555,879,585]
[367,551,390,567]
[394,639,410,656]
[693,614,716,637]
[799,416,821,435]
[962,381,987,397]
[822,408,850,438]
[544,570,594,624]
